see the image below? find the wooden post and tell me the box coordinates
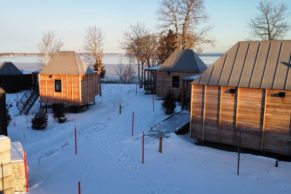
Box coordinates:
[275,159,279,167]
[78,181,81,194]
[136,83,138,95]
[152,95,155,112]
[24,151,29,192]
[119,105,122,114]
[237,131,241,176]
[218,86,222,143]
[235,88,240,142]
[74,126,78,155]
[181,81,184,110]
[142,132,144,164]
[132,112,134,136]
[202,85,207,141]
[159,136,163,153]
[260,89,267,151]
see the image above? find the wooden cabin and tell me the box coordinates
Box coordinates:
[39,51,99,106]
[0,87,7,136]
[0,62,38,93]
[156,49,207,98]
[190,40,291,156]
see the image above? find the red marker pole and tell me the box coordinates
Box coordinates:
[24,151,29,192]
[74,126,78,155]
[132,112,134,136]
[142,132,144,164]
[78,181,81,194]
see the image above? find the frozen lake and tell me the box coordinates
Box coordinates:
[0,54,220,80]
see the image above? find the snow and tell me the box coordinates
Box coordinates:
[6,84,291,194]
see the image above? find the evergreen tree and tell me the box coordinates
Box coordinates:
[157,30,177,64]
[94,57,106,78]
[162,91,176,115]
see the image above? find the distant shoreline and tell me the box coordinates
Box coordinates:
[0,52,223,57]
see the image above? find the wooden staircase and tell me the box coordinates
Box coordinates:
[17,87,39,115]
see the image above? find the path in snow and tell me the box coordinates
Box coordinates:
[7,84,291,194]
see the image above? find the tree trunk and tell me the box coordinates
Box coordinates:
[141,63,144,88]
[138,62,142,88]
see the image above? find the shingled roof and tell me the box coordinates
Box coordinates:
[0,62,22,75]
[40,51,94,75]
[194,40,291,90]
[159,49,207,73]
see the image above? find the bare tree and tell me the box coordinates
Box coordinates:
[84,26,105,77]
[248,0,290,40]
[38,31,63,65]
[157,0,212,49]
[115,57,136,83]
[123,23,159,87]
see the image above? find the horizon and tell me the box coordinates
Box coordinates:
[1,0,291,53]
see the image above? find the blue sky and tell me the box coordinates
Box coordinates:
[0,0,291,53]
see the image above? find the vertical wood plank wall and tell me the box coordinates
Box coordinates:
[157,72,193,98]
[191,84,291,156]
[39,73,99,105]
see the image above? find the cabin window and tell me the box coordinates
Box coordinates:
[55,80,62,92]
[172,76,180,88]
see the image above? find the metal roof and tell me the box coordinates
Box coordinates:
[40,51,95,75]
[194,40,291,90]
[0,62,22,75]
[159,49,207,73]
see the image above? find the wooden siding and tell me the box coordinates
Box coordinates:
[191,84,291,156]
[156,72,193,98]
[39,73,99,105]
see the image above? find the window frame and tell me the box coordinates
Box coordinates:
[172,76,180,88]
[55,79,62,92]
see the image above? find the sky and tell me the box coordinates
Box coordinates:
[0,0,291,53]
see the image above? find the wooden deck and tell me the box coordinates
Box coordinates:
[148,111,190,138]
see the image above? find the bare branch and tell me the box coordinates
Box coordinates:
[38,31,63,65]
[84,26,105,77]
[248,0,290,40]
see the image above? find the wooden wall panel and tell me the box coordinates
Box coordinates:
[157,72,193,98]
[204,86,220,142]
[263,90,291,155]
[190,84,204,139]
[219,86,236,145]
[237,88,263,150]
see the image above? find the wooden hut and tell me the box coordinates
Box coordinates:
[190,40,291,156]
[156,49,207,98]
[39,51,99,106]
[0,87,7,136]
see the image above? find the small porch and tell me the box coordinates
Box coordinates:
[143,66,160,94]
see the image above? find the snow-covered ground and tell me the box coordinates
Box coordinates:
[7,84,291,194]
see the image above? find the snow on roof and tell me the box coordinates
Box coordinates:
[0,61,23,75]
[159,49,207,73]
[145,65,160,71]
[40,51,95,75]
[182,74,202,81]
